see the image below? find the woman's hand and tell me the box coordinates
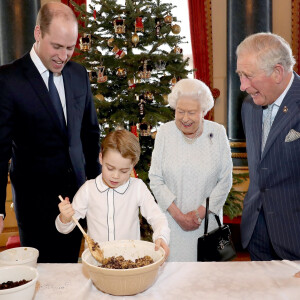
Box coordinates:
[58,197,74,224]
[155,238,170,263]
[177,211,201,231]
[168,202,206,231]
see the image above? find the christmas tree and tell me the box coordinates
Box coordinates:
[71,0,191,184]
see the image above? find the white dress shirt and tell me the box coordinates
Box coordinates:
[262,72,294,126]
[30,46,67,123]
[55,174,170,246]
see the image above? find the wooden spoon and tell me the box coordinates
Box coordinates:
[58,195,104,263]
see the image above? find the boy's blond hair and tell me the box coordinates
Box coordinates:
[101,130,141,166]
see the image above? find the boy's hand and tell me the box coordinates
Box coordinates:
[58,197,74,224]
[155,238,170,263]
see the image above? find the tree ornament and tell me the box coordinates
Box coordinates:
[171,24,181,34]
[139,122,151,136]
[112,45,126,59]
[137,60,152,79]
[144,91,154,102]
[173,45,183,54]
[151,131,157,139]
[132,33,139,47]
[164,14,173,24]
[93,9,97,20]
[97,66,107,83]
[95,94,105,101]
[138,97,146,119]
[79,34,91,52]
[88,70,98,82]
[115,124,125,130]
[155,18,162,36]
[162,94,169,104]
[135,17,144,32]
[170,76,177,87]
[116,67,127,77]
[107,37,114,47]
[113,16,126,34]
[211,88,221,99]
[128,78,136,90]
[155,60,167,71]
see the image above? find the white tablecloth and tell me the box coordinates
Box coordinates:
[34,261,300,300]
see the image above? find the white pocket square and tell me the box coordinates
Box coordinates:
[285,129,300,142]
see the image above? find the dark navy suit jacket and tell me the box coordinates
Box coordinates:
[0,53,101,262]
[241,72,300,260]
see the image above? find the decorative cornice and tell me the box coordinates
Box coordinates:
[231,153,247,158]
[230,142,246,148]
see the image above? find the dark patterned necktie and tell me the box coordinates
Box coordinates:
[48,71,66,132]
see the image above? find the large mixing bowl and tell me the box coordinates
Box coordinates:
[82,239,165,296]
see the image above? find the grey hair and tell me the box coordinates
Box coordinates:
[168,79,214,116]
[236,32,295,75]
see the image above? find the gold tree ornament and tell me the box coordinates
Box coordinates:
[113,16,126,34]
[88,70,98,82]
[164,14,173,23]
[162,94,169,104]
[170,76,177,87]
[116,67,127,77]
[97,66,108,83]
[139,123,152,136]
[79,34,92,52]
[171,24,181,34]
[132,33,139,46]
[95,94,105,101]
[107,37,114,47]
[173,45,183,54]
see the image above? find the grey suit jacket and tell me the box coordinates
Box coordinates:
[241,72,300,259]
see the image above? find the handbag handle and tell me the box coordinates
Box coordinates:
[204,197,222,235]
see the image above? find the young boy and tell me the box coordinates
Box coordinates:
[55,130,170,258]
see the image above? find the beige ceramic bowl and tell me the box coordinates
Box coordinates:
[0,247,39,268]
[0,265,38,300]
[82,240,165,296]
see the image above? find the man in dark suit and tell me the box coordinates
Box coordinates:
[0,2,101,262]
[236,32,300,261]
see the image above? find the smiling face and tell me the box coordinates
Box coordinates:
[100,149,133,189]
[236,53,279,106]
[34,16,77,74]
[175,97,203,137]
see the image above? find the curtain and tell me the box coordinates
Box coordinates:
[187,0,218,120]
[292,0,300,73]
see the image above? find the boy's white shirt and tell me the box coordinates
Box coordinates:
[55,174,170,246]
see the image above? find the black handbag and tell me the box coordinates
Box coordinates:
[197,197,236,262]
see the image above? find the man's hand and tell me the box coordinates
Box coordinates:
[58,197,74,224]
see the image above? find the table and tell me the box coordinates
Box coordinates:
[34,261,300,300]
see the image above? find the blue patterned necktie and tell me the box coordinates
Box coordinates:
[48,71,66,132]
[261,103,275,152]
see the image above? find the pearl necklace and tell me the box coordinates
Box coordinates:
[181,125,203,144]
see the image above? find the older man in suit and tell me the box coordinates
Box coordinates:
[236,32,300,261]
[0,2,101,262]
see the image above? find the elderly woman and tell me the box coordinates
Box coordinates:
[149,79,233,261]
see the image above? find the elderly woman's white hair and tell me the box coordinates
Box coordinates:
[168,78,214,116]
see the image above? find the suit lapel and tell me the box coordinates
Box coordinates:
[21,54,67,138]
[261,73,300,160]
